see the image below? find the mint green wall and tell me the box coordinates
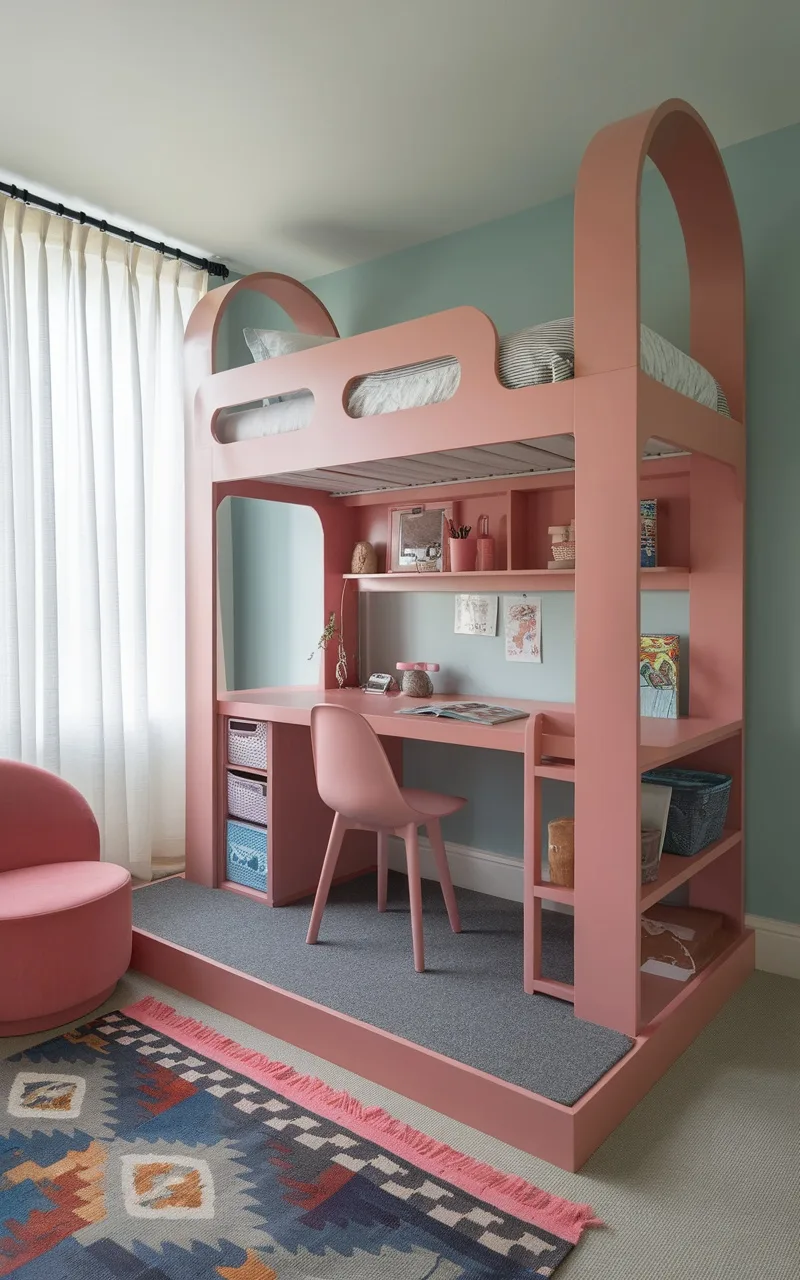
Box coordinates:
[228,121,800,924]
[231,498,323,690]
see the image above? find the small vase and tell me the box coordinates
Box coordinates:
[476,537,495,571]
[449,537,477,572]
[401,669,434,697]
[351,540,377,574]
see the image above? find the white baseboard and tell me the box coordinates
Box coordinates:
[388,837,800,978]
[387,835,571,912]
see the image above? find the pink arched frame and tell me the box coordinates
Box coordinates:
[179,102,748,1054]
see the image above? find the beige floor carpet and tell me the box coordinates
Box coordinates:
[3,969,798,1278]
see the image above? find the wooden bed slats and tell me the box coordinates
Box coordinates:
[264,435,685,495]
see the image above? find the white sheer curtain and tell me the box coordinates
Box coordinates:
[0,198,207,879]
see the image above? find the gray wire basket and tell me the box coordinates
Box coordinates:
[641,768,732,856]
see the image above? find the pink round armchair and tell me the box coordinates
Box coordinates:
[0,760,132,1035]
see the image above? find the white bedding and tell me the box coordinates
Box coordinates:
[216,317,729,443]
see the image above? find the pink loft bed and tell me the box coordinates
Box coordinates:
[132,99,749,1171]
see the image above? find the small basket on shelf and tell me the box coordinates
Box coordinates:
[227,719,267,770]
[226,819,268,892]
[641,768,733,856]
[548,521,575,570]
[227,771,268,826]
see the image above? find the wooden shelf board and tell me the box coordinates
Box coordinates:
[533,882,575,905]
[640,718,742,770]
[639,928,746,1026]
[226,761,269,779]
[221,880,271,906]
[640,830,742,911]
[344,567,690,593]
[531,977,575,1003]
[530,830,741,913]
[535,762,575,781]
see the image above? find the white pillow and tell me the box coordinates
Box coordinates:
[243,328,337,405]
[243,327,336,362]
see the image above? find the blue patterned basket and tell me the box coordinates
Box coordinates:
[641,768,732,856]
[226,818,268,892]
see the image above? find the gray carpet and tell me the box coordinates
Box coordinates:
[132,873,632,1104]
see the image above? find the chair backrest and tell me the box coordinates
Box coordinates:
[0,760,100,872]
[310,704,413,830]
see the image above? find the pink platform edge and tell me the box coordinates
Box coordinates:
[123,995,600,1243]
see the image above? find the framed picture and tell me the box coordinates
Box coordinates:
[389,503,454,573]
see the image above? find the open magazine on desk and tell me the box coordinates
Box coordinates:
[395,701,529,726]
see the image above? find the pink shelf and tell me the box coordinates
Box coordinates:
[344,567,690,593]
[535,762,575,782]
[226,761,268,779]
[640,830,741,911]
[531,977,575,1003]
[221,880,271,906]
[533,882,575,906]
[640,719,743,770]
[640,929,746,1026]
[531,829,742,913]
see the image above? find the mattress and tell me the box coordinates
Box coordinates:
[216,316,730,444]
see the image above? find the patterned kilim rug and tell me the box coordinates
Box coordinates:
[0,997,600,1277]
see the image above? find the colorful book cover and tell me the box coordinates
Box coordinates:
[640,498,658,569]
[640,633,679,718]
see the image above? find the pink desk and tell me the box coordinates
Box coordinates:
[220,686,575,755]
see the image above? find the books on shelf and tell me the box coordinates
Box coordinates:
[395,701,528,725]
[640,498,658,568]
[640,634,680,719]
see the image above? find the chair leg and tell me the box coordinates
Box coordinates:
[306,813,347,944]
[377,831,388,912]
[427,818,461,933]
[404,823,425,972]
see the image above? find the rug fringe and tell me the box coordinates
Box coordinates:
[123,995,601,1243]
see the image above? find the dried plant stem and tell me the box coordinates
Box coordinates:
[309,580,350,688]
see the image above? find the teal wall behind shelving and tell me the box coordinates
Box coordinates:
[221,119,800,924]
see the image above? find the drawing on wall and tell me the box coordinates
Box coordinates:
[453,594,498,636]
[640,634,680,718]
[504,595,542,663]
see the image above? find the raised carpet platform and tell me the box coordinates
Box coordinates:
[132,873,632,1105]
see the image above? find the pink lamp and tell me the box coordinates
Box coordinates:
[397,662,439,698]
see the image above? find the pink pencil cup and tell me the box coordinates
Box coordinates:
[449,538,477,572]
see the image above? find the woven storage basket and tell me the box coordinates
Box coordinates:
[226,819,268,892]
[551,540,576,563]
[640,828,662,884]
[641,768,732,856]
[228,719,267,770]
[228,771,268,825]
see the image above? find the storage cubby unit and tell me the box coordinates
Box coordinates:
[341,457,691,590]
[130,98,754,1172]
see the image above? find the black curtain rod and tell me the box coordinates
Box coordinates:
[0,180,229,279]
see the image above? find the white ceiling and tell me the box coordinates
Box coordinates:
[3,0,800,279]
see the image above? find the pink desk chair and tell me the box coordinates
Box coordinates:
[306,704,464,972]
[0,761,132,1035]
